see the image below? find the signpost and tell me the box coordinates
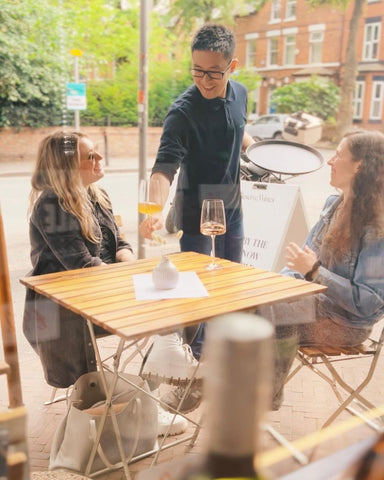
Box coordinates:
[69,48,84,131]
[66,82,87,111]
[138,0,149,259]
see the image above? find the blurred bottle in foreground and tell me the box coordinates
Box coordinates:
[180,312,274,480]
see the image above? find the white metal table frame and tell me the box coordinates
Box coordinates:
[85,325,203,479]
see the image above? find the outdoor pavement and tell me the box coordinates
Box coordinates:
[1,149,384,480]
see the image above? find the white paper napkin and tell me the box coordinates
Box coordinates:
[133,271,209,300]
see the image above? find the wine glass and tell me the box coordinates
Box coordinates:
[200,199,226,270]
[138,178,165,244]
[138,178,163,216]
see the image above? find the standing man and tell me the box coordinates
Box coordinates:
[140,23,255,411]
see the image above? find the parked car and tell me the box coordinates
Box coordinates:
[245,114,288,140]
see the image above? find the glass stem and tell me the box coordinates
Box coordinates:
[211,235,216,263]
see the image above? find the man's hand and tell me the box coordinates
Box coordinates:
[139,214,164,240]
[285,242,318,275]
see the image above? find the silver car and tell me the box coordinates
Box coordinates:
[245,114,288,140]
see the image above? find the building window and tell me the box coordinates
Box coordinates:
[363,22,381,60]
[270,0,281,22]
[370,80,384,120]
[285,0,296,20]
[353,81,365,120]
[246,38,257,68]
[268,37,279,66]
[309,31,323,63]
[284,35,296,65]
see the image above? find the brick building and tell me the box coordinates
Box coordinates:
[234,0,384,130]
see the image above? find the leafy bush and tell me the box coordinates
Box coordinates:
[82,68,139,126]
[148,59,191,126]
[0,1,67,128]
[82,59,192,127]
[271,76,340,121]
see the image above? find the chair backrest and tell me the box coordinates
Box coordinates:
[0,204,23,408]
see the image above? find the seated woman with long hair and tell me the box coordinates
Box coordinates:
[268,129,384,409]
[23,131,134,388]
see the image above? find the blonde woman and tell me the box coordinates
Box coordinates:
[23,131,134,388]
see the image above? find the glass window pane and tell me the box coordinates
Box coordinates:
[270,0,281,21]
[246,39,257,67]
[370,82,383,120]
[269,37,279,65]
[309,31,323,63]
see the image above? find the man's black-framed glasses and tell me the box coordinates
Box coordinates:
[190,60,233,80]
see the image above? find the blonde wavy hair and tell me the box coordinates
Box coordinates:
[29,131,110,242]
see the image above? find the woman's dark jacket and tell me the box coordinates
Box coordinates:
[23,190,133,388]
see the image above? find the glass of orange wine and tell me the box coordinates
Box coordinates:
[138,179,163,216]
[138,179,165,243]
[200,199,226,270]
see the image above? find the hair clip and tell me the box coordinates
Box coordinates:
[61,135,77,156]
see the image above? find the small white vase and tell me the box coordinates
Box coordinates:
[152,256,179,290]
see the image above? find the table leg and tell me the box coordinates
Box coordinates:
[85,322,204,476]
[85,321,133,480]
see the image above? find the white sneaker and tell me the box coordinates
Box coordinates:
[141,333,202,385]
[157,405,188,436]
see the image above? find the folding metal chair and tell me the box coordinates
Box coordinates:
[44,335,151,405]
[286,318,384,432]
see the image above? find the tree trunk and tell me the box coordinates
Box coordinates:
[337,0,365,140]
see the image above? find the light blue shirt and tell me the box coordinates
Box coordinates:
[281,195,384,328]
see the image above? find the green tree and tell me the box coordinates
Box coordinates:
[0,0,67,128]
[60,0,139,76]
[80,12,192,126]
[155,0,266,36]
[271,77,340,121]
[233,68,262,114]
[309,0,364,138]
[0,0,267,128]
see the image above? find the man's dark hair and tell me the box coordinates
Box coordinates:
[191,24,235,60]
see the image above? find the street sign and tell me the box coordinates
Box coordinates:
[66,82,87,111]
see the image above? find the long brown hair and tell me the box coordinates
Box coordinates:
[29,131,110,242]
[322,130,384,261]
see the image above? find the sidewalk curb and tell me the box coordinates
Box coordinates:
[0,166,144,178]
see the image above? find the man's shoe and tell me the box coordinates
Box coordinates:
[157,405,188,436]
[141,333,202,386]
[160,381,203,414]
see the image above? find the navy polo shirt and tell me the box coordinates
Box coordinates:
[152,80,248,234]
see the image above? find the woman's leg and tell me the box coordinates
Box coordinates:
[272,318,372,409]
[297,318,372,347]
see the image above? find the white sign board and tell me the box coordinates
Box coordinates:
[241,181,310,272]
[66,82,87,110]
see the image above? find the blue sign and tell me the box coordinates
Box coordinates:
[66,82,87,110]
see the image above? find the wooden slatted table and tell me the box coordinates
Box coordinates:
[20,251,327,478]
[20,251,326,339]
